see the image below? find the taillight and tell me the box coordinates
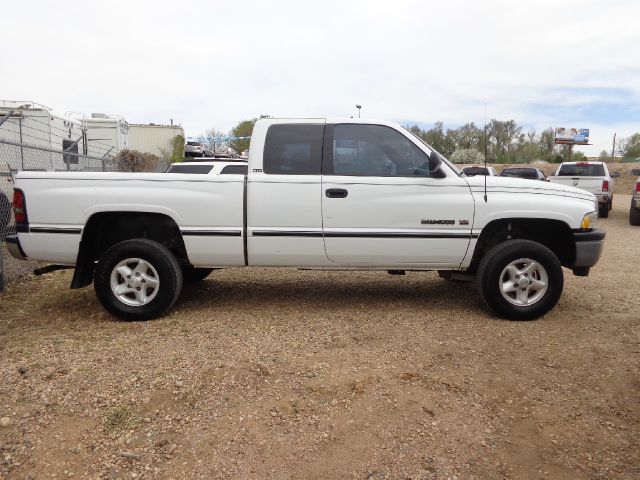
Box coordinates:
[12,189,28,225]
[602,180,609,192]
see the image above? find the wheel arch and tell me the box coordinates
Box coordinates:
[468,218,576,273]
[71,211,189,289]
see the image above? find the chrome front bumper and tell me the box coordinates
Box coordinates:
[5,235,27,260]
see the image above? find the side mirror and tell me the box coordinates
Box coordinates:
[611,172,621,178]
[429,151,443,172]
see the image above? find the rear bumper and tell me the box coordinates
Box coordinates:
[573,228,605,268]
[5,235,27,260]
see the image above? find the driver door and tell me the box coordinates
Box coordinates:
[321,123,474,267]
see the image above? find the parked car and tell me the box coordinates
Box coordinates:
[462,166,498,176]
[7,118,604,321]
[184,141,213,157]
[547,161,614,218]
[500,167,546,181]
[165,160,248,175]
[630,177,640,226]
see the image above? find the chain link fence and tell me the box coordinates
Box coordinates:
[0,139,120,290]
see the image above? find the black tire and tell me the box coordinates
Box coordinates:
[0,192,11,235]
[598,202,609,218]
[477,239,564,321]
[94,239,183,321]
[181,266,214,283]
[630,203,640,226]
[608,197,613,211]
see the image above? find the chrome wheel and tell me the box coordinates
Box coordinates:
[109,258,160,307]
[499,258,548,307]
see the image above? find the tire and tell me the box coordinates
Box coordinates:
[477,239,564,321]
[630,202,640,226]
[608,197,613,211]
[598,202,609,218]
[94,239,183,321]
[0,192,10,236]
[181,266,214,283]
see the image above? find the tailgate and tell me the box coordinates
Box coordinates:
[549,176,603,194]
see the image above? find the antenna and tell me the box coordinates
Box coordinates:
[483,102,488,203]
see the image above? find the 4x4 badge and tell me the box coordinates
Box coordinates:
[459,220,469,225]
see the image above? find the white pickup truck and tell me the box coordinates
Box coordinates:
[7,118,605,321]
[547,161,614,218]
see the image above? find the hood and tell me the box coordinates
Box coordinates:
[464,175,596,202]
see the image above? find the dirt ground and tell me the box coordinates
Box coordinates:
[0,197,638,480]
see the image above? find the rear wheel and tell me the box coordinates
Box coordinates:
[94,239,183,321]
[598,202,609,218]
[630,202,640,226]
[181,266,214,283]
[477,239,563,320]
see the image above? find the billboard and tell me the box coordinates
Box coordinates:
[555,127,589,145]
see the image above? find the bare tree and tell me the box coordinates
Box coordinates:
[116,149,159,172]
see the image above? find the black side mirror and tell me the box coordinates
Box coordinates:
[429,151,443,172]
[611,172,621,178]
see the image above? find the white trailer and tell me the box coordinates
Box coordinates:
[81,113,129,158]
[0,100,86,171]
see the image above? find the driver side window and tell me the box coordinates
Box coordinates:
[329,124,430,177]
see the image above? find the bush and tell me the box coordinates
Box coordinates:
[116,149,160,172]
[450,148,484,164]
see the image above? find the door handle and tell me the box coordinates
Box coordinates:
[325,188,348,198]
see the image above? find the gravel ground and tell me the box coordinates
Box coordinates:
[0,196,638,480]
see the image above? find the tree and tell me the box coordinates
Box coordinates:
[538,128,556,161]
[572,151,587,162]
[450,148,484,165]
[598,149,610,162]
[159,135,185,163]
[230,118,257,153]
[486,119,523,163]
[198,128,227,153]
[617,133,640,160]
[116,149,159,172]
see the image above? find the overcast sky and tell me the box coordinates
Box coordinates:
[3,0,639,155]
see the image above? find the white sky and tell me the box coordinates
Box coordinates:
[3,0,639,155]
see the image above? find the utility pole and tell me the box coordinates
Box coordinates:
[611,133,616,161]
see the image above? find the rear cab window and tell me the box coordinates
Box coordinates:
[558,164,605,176]
[220,165,248,175]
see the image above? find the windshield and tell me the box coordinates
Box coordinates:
[404,128,462,176]
[558,164,605,176]
[500,168,537,179]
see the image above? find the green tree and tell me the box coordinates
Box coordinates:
[572,151,587,162]
[230,118,258,153]
[617,133,640,160]
[487,119,523,163]
[598,149,610,162]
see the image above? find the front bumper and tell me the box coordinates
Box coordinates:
[573,228,605,268]
[5,235,27,260]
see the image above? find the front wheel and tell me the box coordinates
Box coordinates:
[94,239,183,321]
[477,239,563,320]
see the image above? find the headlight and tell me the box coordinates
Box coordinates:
[581,211,597,230]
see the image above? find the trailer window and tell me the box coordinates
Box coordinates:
[263,124,324,175]
[62,139,79,165]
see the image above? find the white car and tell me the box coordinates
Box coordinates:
[184,141,213,158]
[462,165,498,177]
[547,161,615,218]
[7,118,604,321]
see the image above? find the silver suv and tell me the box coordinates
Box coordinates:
[184,141,213,158]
